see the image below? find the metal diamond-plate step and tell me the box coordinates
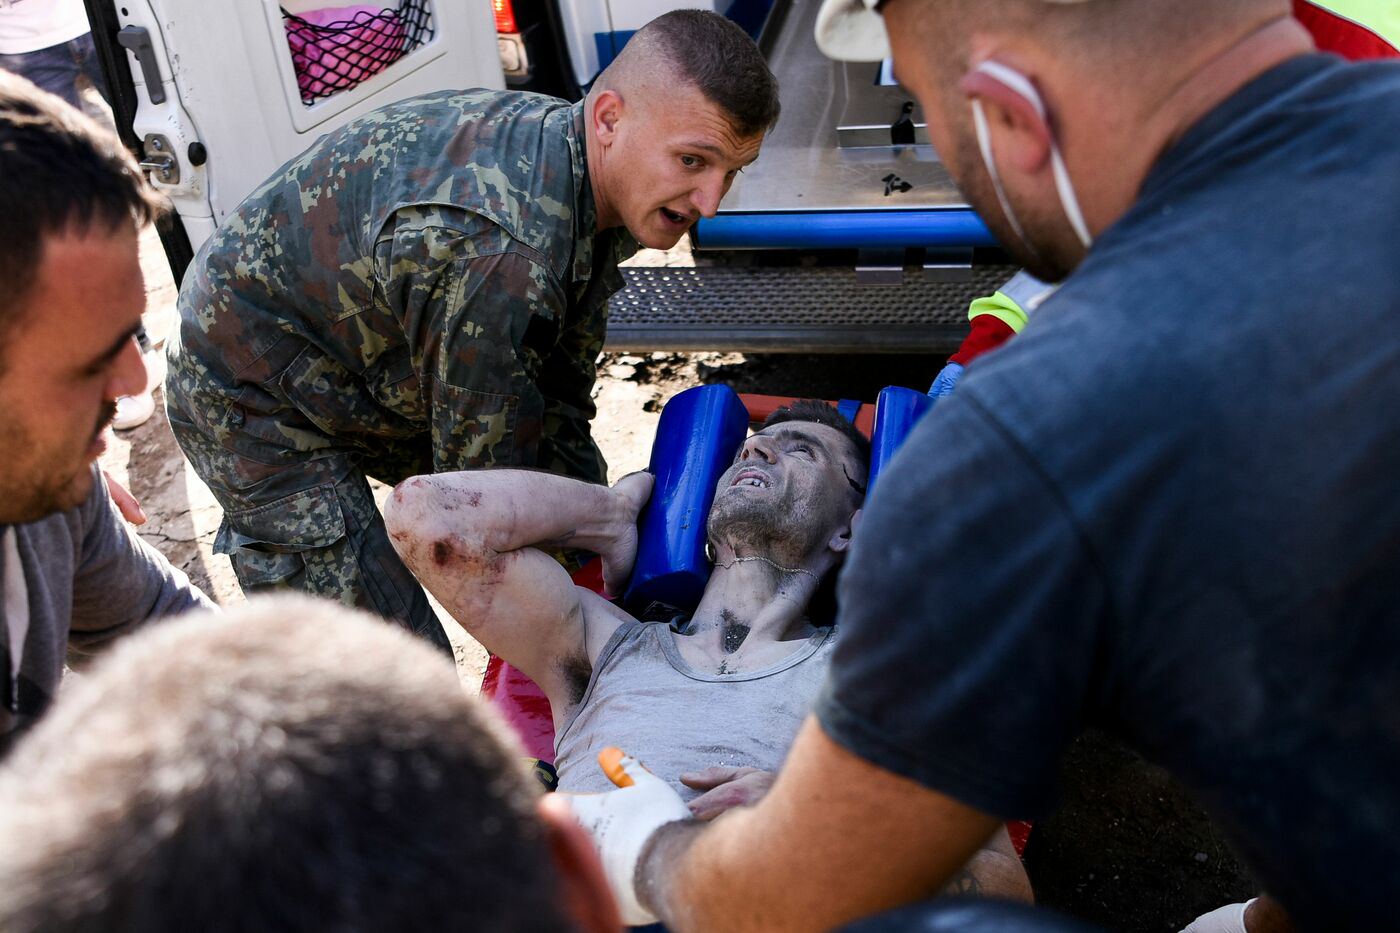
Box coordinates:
[606,263,1018,354]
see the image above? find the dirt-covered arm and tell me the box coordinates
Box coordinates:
[384,470,651,700]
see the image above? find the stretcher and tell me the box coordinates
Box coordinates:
[478,386,1031,854]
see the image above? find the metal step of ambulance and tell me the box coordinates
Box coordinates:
[605,263,1019,354]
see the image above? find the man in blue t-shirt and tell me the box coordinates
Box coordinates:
[563,1,1400,931]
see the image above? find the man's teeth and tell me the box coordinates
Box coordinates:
[737,477,769,488]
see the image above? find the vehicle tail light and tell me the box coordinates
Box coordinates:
[493,0,518,34]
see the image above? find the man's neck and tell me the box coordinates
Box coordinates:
[1148,16,1315,158]
[1076,15,1315,238]
[685,551,828,658]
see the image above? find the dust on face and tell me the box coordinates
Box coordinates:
[706,421,863,563]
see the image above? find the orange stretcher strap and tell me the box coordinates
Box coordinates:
[738,394,876,438]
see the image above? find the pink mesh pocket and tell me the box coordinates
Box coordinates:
[283,3,430,104]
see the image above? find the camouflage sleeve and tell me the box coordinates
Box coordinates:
[376,206,568,473]
[530,231,632,485]
[533,294,608,484]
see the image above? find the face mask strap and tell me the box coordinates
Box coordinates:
[972,97,1033,250]
[1049,146,1093,249]
[970,60,1094,250]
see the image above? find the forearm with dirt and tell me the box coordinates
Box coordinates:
[384,470,650,693]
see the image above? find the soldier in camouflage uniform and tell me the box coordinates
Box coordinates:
[165,10,780,649]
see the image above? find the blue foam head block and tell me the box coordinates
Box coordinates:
[867,386,933,496]
[623,384,750,612]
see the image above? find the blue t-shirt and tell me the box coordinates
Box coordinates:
[820,55,1400,931]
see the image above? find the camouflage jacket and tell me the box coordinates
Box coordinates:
[169,89,637,484]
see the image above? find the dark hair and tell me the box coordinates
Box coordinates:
[0,597,569,933]
[642,9,781,136]
[0,72,164,337]
[762,399,872,484]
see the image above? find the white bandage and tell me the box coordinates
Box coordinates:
[1179,899,1256,933]
[564,753,692,926]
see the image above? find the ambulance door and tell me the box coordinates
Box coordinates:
[86,0,503,279]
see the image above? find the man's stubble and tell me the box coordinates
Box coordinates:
[0,400,111,525]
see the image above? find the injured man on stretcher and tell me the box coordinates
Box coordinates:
[387,401,1026,894]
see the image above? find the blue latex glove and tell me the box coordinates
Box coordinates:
[928,361,964,399]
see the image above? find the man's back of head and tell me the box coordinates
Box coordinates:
[0,597,611,932]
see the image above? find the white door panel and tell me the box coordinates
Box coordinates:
[556,0,611,89]
[118,0,503,248]
[109,1,211,237]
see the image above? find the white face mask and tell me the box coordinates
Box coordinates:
[969,60,1093,253]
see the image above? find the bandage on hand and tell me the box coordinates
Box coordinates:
[564,747,692,926]
[1180,899,1255,933]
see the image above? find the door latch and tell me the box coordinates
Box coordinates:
[139,134,180,184]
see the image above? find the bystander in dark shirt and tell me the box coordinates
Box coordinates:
[820,56,1400,931]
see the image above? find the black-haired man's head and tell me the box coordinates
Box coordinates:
[0,73,164,523]
[762,399,872,493]
[585,10,780,249]
[0,597,619,933]
[708,400,869,576]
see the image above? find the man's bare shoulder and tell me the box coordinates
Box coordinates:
[579,588,640,668]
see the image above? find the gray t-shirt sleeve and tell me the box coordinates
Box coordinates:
[66,467,214,662]
[817,393,1112,820]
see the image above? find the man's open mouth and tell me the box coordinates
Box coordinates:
[660,207,691,226]
[731,468,771,489]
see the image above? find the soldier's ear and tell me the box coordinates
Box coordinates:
[591,89,624,146]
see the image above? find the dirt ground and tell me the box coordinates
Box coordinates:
[105,230,1256,931]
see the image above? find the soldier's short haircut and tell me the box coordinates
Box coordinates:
[635,9,781,136]
[0,596,571,933]
[0,72,163,342]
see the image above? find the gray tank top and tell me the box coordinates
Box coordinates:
[554,620,837,800]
